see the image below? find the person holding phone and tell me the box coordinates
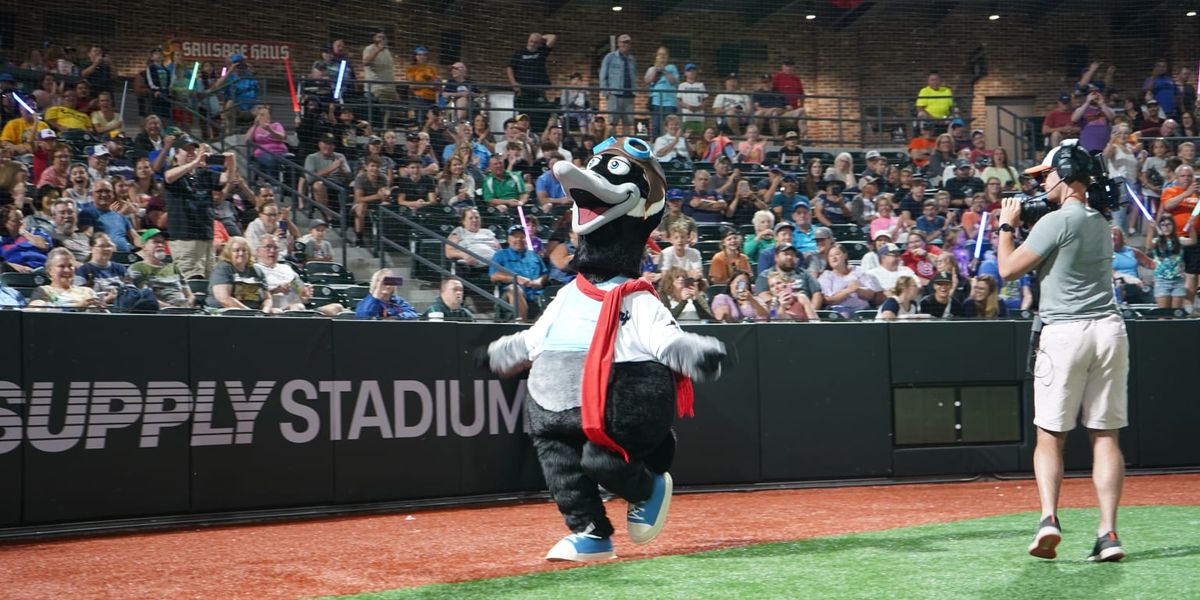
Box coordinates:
[355,268,419,320]
[711,269,769,322]
[658,267,714,322]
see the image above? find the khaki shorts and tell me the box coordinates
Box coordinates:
[1032,313,1129,432]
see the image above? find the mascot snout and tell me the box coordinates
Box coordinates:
[553,160,643,235]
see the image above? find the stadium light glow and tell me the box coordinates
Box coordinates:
[806,14,817,20]
[612,5,622,11]
[1187,10,1197,17]
[988,14,1000,20]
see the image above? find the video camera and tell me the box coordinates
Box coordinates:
[1019,147,1123,227]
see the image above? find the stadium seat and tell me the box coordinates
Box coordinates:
[705,284,729,302]
[843,241,870,261]
[111,251,140,265]
[815,310,847,322]
[306,285,346,310]
[342,285,370,309]
[218,308,264,317]
[830,224,860,241]
[694,240,722,262]
[1136,307,1188,319]
[303,261,356,285]
[0,271,49,299]
[160,306,205,315]
[852,309,878,321]
[414,238,450,283]
[695,222,731,242]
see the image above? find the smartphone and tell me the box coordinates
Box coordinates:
[735,280,747,293]
[682,277,696,287]
[382,276,405,286]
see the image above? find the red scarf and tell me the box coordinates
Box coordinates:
[575,276,696,462]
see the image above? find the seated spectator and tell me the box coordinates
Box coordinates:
[90,92,123,137]
[355,268,419,320]
[207,236,278,313]
[446,207,501,275]
[74,232,129,307]
[757,220,795,274]
[659,267,715,322]
[394,158,438,210]
[865,243,917,300]
[255,234,343,315]
[548,230,578,285]
[2,101,51,159]
[848,178,882,229]
[918,271,967,317]
[21,187,55,239]
[442,122,492,167]
[245,105,290,174]
[804,227,834,277]
[708,227,750,285]
[437,155,478,210]
[711,269,769,322]
[350,157,392,246]
[962,274,1008,318]
[298,220,334,262]
[48,198,90,261]
[759,270,816,321]
[869,197,904,242]
[1,205,52,271]
[913,200,948,244]
[28,248,101,309]
[707,158,738,200]
[303,133,353,212]
[36,143,73,190]
[875,275,922,320]
[695,126,736,163]
[818,243,879,317]
[860,230,894,272]
[895,175,928,225]
[742,209,775,264]
[712,74,751,136]
[754,241,821,299]
[736,124,767,163]
[490,225,547,321]
[908,121,937,170]
[813,179,852,227]
[130,229,194,308]
[481,156,528,212]
[243,201,299,253]
[43,88,92,132]
[901,230,941,283]
[62,163,93,205]
[981,147,1020,190]
[924,252,970,302]
[766,175,805,222]
[0,276,25,307]
[658,189,698,241]
[942,227,972,278]
[685,171,727,223]
[653,115,690,165]
[660,222,704,279]
[536,152,571,212]
[960,194,995,243]
[423,278,475,321]
[943,159,986,211]
[725,179,764,226]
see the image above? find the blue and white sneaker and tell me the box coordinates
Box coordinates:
[544,531,616,562]
[627,472,673,544]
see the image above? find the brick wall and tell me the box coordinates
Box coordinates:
[5,0,1197,143]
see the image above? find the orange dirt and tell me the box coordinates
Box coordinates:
[1,473,1196,600]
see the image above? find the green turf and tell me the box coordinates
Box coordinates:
[321,506,1200,600]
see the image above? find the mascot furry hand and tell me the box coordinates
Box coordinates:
[481,136,725,562]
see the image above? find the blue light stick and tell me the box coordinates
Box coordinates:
[1124,181,1153,222]
[973,214,988,260]
[333,59,347,101]
[188,61,200,90]
[11,92,35,115]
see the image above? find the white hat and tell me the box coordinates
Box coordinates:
[89,144,110,157]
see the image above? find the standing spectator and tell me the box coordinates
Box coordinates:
[1161,165,1200,307]
[362,29,398,125]
[490,225,547,321]
[712,74,751,136]
[653,115,690,165]
[244,105,289,175]
[405,46,439,123]
[423,277,475,321]
[1140,138,1170,209]
[1143,59,1176,118]
[1073,87,1115,153]
[644,46,680,138]
[819,243,878,318]
[660,221,703,279]
[507,33,557,132]
[677,64,708,136]
[1042,94,1081,148]
[443,62,480,126]
[1147,215,1195,310]
[164,138,216,279]
[771,58,807,138]
[557,72,592,135]
[915,72,955,121]
[481,156,528,212]
[207,236,277,312]
[211,54,260,130]
[875,275,921,320]
[1103,124,1140,234]
[707,228,750,285]
[130,228,194,308]
[81,46,114,95]
[598,34,637,134]
[658,267,715,322]
[143,47,171,121]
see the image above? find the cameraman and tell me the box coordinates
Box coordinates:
[997,141,1127,563]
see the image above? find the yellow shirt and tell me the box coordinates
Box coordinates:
[406,64,439,101]
[0,117,50,146]
[916,86,954,119]
[45,105,93,131]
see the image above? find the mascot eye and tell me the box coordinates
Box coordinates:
[607,157,631,176]
[586,156,602,170]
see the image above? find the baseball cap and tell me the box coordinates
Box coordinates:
[0,73,14,82]
[229,53,246,63]
[865,150,882,161]
[768,164,785,174]
[813,226,833,240]
[774,221,796,233]
[367,135,382,144]
[1146,98,1159,106]
[89,144,110,157]
[910,174,927,185]
[515,113,529,121]
[414,46,428,54]
[776,243,799,255]
[666,188,684,201]
[760,73,772,82]
[955,158,971,169]
[1058,93,1071,103]
[684,63,697,71]
[784,130,799,138]
[918,121,933,130]
[309,219,329,229]
[726,72,739,80]
[139,228,164,243]
[791,199,811,212]
[872,230,893,241]
[311,60,327,71]
[164,125,184,137]
[170,134,199,150]
[971,128,985,137]
[506,224,527,236]
[782,174,798,183]
[319,132,338,144]
[880,243,902,255]
[932,271,954,285]
[1024,140,1079,176]
[950,118,965,127]
[39,129,57,140]
[781,57,795,65]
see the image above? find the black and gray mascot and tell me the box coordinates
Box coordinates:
[480,136,725,561]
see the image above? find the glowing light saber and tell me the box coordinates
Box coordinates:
[517,204,533,242]
[188,61,200,90]
[1185,201,1200,233]
[1124,181,1153,222]
[333,59,347,101]
[119,80,128,121]
[283,55,299,113]
[974,214,988,260]
[11,91,35,115]
[220,66,227,77]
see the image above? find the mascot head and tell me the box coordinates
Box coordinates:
[551,137,667,280]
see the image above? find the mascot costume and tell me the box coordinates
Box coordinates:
[480,136,726,562]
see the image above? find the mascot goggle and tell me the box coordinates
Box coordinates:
[551,136,668,235]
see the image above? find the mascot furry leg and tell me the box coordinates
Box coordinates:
[481,136,725,561]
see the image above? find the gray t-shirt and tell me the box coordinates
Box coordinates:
[1023,202,1117,324]
[304,151,351,184]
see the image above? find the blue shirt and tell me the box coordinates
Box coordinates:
[1144,75,1176,115]
[535,170,565,200]
[490,246,548,299]
[792,226,817,253]
[649,64,680,107]
[442,142,491,167]
[979,259,1030,310]
[78,206,134,251]
[354,294,419,320]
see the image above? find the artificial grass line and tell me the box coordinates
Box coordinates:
[320,506,1200,600]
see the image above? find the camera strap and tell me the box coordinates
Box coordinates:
[1026,314,1043,376]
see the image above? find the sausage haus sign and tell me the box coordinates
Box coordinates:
[175,39,293,63]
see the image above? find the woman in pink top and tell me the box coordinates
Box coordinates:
[245,105,290,173]
[869,196,903,240]
[736,124,767,164]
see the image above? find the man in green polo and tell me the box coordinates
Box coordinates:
[482,156,529,212]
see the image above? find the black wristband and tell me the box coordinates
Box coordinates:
[999,223,1016,233]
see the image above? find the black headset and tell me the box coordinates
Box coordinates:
[1053,143,1094,184]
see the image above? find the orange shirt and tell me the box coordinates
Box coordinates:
[406,64,439,101]
[707,251,750,285]
[1162,185,1199,235]
[907,136,936,168]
